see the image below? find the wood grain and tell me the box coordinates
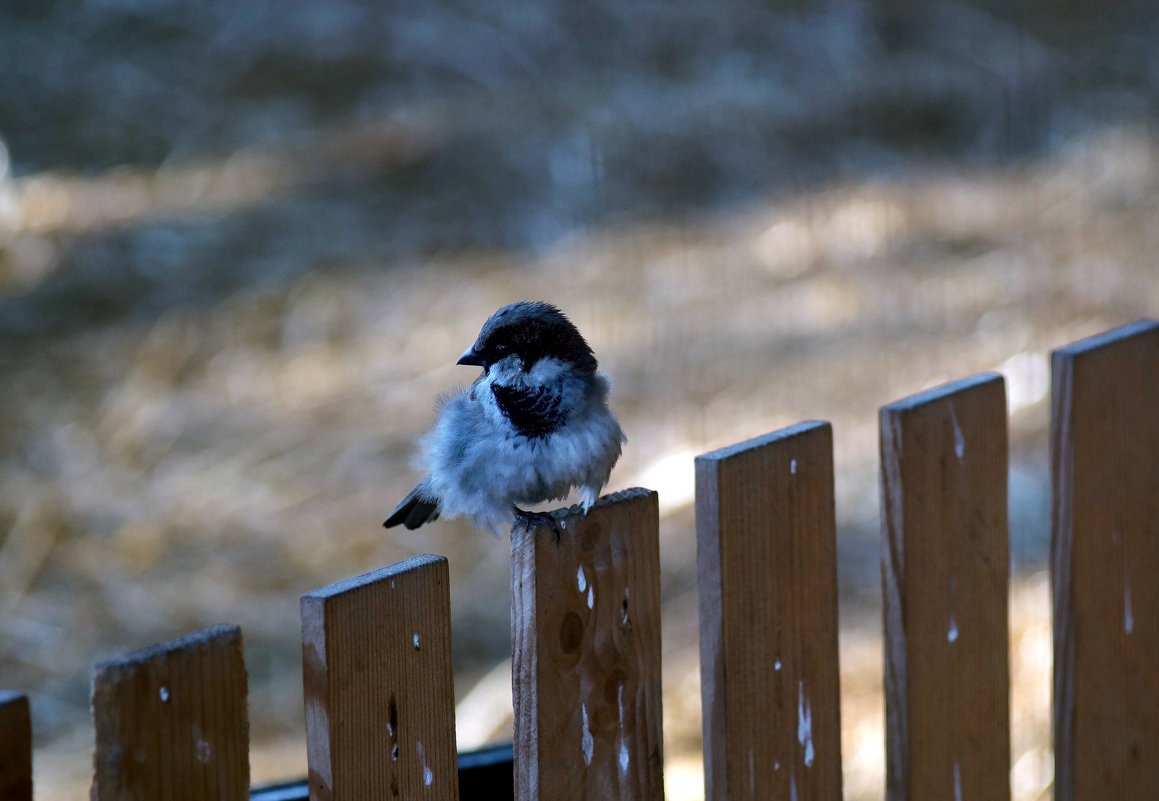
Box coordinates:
[0,692,31,801]
[1051,319,1159,801]
[880,373,1010,801]
[511,489,664,801]
[91,624,249,801]
[696,422,843,801]
[301,554,458,801]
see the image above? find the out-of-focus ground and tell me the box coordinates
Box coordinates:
[0,0,1156,798]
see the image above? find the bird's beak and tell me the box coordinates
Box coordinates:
[457,346,485,367]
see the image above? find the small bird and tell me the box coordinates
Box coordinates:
[384,301,626,537]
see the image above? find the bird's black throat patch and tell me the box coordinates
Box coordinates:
[491,384,568,438]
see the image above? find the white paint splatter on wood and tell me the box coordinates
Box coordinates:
[415,740,434,786]
[617,684,629,773]
[798,681,814,767]
[581,704,594,766]
[950,403,964,461]
[1125,582,1134,635]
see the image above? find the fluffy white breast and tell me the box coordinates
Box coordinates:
[417,360,624,536]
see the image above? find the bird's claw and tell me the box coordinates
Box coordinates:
[513,507,563,542]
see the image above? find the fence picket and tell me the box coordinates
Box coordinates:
[511,488,664,801]
[301,554,458,801]
[0,691,31,801]
[880,373,1010,801]
[91,624,249,801]
[695,422,843,801]
[1051,319,1159,801]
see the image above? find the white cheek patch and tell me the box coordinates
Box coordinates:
[525,357,570,384]
[487,355,525,385]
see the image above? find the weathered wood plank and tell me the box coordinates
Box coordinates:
[0,692,31,801]
[301,554,458,801]
[695,422,843,801]
[91,624,249,801]
[880,373,1010,801]
[511,489,664,801]
[1052,319,1159,801]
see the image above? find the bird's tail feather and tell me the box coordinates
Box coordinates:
[384,481,440,529]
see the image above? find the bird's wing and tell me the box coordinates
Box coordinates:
[383,480,440,529]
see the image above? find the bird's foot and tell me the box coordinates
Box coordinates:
[513,506,562,542]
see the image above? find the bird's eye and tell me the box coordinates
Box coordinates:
[493,343,508,353]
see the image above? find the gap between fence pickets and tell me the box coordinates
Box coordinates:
[511,487,664,801]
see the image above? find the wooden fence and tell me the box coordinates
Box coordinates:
[1,319,1155,801]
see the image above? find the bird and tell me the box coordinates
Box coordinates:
[384,301,626,537]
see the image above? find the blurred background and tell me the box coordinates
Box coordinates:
[1,0,1156,798]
